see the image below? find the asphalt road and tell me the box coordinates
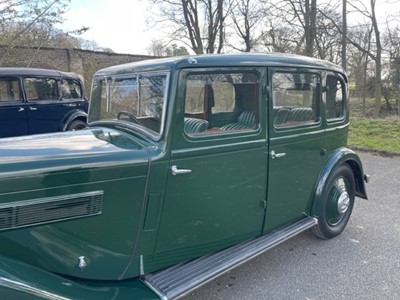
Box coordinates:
[182,151,400,300]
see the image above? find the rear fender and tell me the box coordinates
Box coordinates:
[311,147,368,217]
[60,110,88,131]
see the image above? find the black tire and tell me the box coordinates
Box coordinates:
[312,164,355,240]
[67,119,87,131]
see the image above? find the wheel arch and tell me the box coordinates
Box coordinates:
[311,147,368,217]
[60,110,88,131]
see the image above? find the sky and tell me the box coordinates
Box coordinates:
[62,0,399,56]
[63,0,160,55]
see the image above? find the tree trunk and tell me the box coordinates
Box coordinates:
[342,0,347,70]
[371,0,382,116]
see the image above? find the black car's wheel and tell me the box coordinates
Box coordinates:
[312,164,355,240]
[67,120,87,131]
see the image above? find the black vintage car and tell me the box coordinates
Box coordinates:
[0,67,88,138]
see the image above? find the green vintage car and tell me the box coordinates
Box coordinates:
[0,53,368,299]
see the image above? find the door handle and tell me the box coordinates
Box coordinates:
[29,107,37,111]
[18,107,25,112]
[270,150,286,159]
[171,165,192,176]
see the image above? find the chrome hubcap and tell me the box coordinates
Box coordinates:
[337,191,350,214]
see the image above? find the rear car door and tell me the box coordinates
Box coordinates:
[154,68,268,268]
[24,76,62,134]
[264,69,327,232]
[59,77,88,116]
[0,77,28,137]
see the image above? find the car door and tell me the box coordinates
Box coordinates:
[154,68,268,268]
[24,76,63,134]
[264,68,327,233]
[0,77,28,138]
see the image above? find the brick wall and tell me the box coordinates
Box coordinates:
[0,45,158,90]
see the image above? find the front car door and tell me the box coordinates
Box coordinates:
[264,68,327,232]
[0,77,28,138]
[154,68,268,268]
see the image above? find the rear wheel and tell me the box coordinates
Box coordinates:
[67,119,86,131]
[312,164,355,239]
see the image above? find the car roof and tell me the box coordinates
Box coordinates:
[95,53,345,77]
[0,67,82,80]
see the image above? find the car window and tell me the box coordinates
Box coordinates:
[89,72,168,137]
[0,78,21,102]
[61,79,83,99]
[24,77,58,101]
[184,72,259,135]
[326,75,345,120]
[272,71,320,127]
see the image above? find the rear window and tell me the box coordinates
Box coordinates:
[61,79,83,99]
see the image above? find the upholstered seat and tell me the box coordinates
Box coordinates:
[220,111,255,130]
[184,118,209,134]
[287,107,313,122]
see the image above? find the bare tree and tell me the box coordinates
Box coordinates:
[320,0,383,116]
[342,0,347,70]
[0,0,71,64]
[149,0,231,54]
[263,0,318,56]
[229,0,263,52]
[147,39,190,56]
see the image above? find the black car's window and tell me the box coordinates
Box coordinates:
[24,77,58,101]
[326,74,345,120]
[0,78,21,102]
[272,72,320,127]
[184,72,259,135]
[61,79,83,99]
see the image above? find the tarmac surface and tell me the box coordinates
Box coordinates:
[182,151,400,300]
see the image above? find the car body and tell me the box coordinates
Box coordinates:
[0,67,88,138]
[0,53,368,299]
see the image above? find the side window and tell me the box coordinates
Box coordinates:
[326,75,345,120]
[24,77,58,101]
[0,78,21,102]
[61,79,83,99]
[272,72,320,127]
[184,72,259,135]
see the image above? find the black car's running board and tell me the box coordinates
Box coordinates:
[141,216,318,300]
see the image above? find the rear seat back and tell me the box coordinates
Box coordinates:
[287,107,313,122]
[184,118,209,134]
[220,111,255,130]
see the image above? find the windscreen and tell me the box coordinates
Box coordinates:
[89,72,169,137]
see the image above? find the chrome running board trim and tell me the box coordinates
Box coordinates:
[142,217,318,300]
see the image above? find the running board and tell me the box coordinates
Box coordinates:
[142,217,318,300]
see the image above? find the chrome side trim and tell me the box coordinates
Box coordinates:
[0,277,71,300]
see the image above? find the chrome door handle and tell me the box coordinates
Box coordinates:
[18,107,25,112]
[270,150,286,159]
[171,165,192,176]
[29,107,37,111]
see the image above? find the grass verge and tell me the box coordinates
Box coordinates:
[349,116,400,156]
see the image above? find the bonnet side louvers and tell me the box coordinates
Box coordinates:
[0,191,103,231]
